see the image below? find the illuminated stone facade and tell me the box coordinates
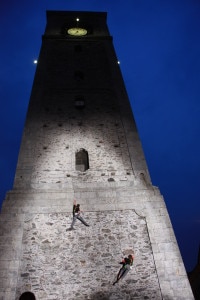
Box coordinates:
[0,11,194,300]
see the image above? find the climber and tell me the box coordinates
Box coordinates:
[113,254,134,285]
[69,199,89,230]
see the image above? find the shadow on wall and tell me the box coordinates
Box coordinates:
[90,291,144,300]
[90,292,110,300]
[87,270,165,299]
[89,286,162,300]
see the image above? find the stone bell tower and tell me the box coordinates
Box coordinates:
[0,11,194,300]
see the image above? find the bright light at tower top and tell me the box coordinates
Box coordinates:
[76,18,79,22]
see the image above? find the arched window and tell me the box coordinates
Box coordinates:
[19,291,36,300]
[75,149,89,172]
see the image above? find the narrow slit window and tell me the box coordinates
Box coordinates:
[75,149,89,172]
[75,96,85,109]
[74,45,82,52]
[74,70,84,81]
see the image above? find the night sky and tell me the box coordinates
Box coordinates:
[1,0,200,272]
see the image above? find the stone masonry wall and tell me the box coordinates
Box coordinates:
[0,184,194,299]
[16,210,162,300]
[14,90,137,190]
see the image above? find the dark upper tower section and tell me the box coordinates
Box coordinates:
[44,11,110,38]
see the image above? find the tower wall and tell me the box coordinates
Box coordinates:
[0,11,194,300]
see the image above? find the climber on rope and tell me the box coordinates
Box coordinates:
[69,199,89,230]
[113,253,134,285]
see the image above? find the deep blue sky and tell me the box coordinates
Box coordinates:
[1,0,200,272]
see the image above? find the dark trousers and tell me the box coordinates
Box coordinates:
[70,214,89,228]
[117,264,130,281]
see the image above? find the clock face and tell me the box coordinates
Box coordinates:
[67,27,87,36]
